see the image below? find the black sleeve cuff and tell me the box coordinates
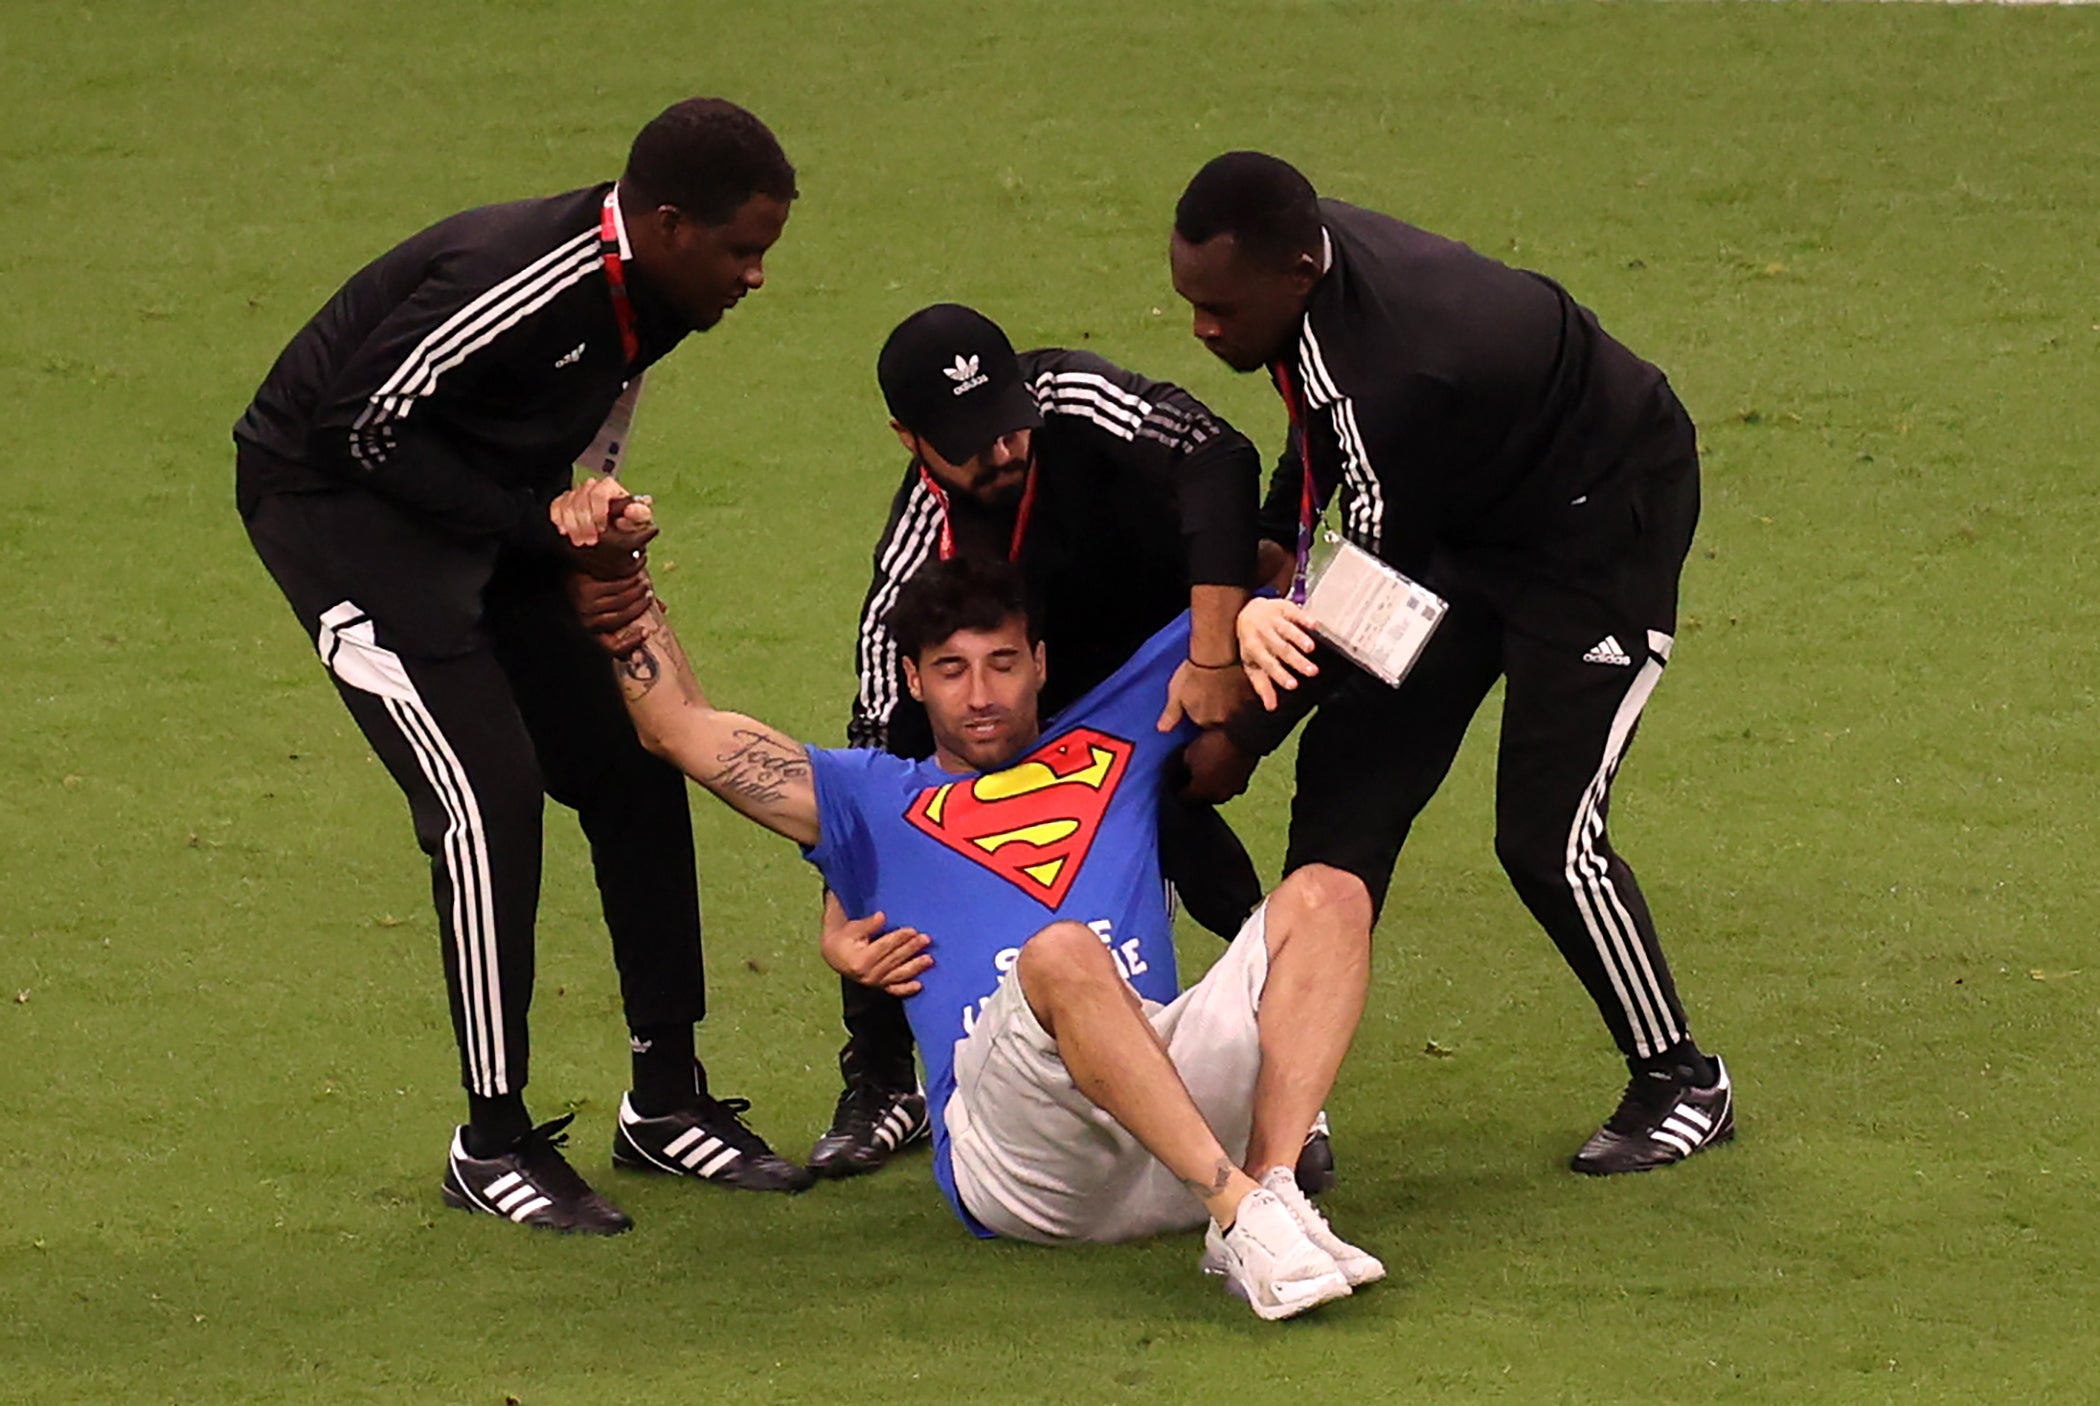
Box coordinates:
[502,497,570,559]
[1221,660,1331,755]
[1178,437,1263,588]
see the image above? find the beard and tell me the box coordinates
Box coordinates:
[965,466,1030,509]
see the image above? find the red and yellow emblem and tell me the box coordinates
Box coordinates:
[903,726,1134,908]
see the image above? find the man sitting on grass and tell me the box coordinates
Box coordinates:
[554,480,1383,1320]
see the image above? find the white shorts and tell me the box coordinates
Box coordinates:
[943,903,1271,1244]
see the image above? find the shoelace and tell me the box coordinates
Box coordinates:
[1603,1073,1687,1133]
[528,1111,578,1147]
[696,1095,781,1158]
[513,1113,597,1199]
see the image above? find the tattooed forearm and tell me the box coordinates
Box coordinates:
[1181,1158,1235,1200]
[615,642,662,697]
[604,603,820,842]
[614,608,706,707]
[703,729,811,808]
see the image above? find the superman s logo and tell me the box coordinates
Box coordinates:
[903,726,1134,908]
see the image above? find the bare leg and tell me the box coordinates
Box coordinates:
[1016,922,1260,1227]
[1242,865,1374,1176]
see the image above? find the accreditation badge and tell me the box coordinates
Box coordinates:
[1302,530,1448,688]
[577,375,647,479]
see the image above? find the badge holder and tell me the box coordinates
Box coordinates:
[1301,528,1448,688]
[577,375,646,479]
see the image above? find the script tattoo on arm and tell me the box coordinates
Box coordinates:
[704,729,811,809]
[604,604,820,845]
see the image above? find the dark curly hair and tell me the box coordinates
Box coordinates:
[887,557,1042,662]
[622,98,797,226]
[1174,151,1322,268]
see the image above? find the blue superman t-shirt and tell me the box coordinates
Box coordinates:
[803,615,1197,1234]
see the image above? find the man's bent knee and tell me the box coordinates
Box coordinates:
[1015,921,1125,1034]
[1271,864,1374,932]
[1493,827,1566,896]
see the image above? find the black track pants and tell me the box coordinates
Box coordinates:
[241,476,705,1097]
[1284,406,1703,1061]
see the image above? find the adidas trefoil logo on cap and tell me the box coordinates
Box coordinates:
[944,353,988,395]
[1582,635,1633,666]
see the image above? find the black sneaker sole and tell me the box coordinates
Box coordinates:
[806,1152,879,1181]
[439,1177,634,1234]
[611,1128,815,1193]
[1571,1121,1738,1176]
[807,1141,925,1180]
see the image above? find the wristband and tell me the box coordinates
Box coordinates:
[1188,657,1242,670]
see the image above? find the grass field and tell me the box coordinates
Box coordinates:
[4,1,2100,1401]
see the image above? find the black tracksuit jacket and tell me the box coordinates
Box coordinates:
[848,346,1260,759]
[233,182,685,551]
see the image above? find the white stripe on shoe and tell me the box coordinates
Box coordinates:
[875,1107,914,1150]
[496,1183,540,1214]
[695,1146,741,1179]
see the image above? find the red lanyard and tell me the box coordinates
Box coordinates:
[916,461,1040,563]
[599,191,640,368]
[1272,362,1320,605]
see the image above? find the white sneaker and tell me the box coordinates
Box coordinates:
[1258,1166,1386,1286]
[1201,1187,1353,1321]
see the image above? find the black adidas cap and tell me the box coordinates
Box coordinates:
[876,304,1043,466]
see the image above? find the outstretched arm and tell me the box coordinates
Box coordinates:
[609,603,822,848]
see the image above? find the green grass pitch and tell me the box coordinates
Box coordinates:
[4,1,2098,1401]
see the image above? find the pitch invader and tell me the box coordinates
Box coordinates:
[556,480,1382,1320]
[813,304,1271,1180]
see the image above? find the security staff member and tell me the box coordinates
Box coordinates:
[807,304,1270,1177]
[234,99,809,1235]
[1167,152,1735,1175]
